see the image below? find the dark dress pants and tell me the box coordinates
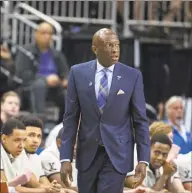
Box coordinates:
[78,146,126,193]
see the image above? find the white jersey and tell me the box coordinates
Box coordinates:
[175,152,192,183]
[25,152,45,181]
[0,145,31,182]
[40,141,77,186]
[45,123,63,147]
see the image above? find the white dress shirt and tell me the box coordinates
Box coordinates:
[95,61,114,98]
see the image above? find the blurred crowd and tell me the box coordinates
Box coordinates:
[1,22,69,124]
[0,0,192,193]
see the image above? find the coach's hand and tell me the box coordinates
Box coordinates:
[60,161,73,188]
[134,162,147,187]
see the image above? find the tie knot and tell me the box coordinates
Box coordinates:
[102,68,108,74]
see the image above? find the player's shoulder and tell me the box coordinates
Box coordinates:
[40,147,57,160]
[176,152,192,163]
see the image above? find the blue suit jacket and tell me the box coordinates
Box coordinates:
[60,60,150,174]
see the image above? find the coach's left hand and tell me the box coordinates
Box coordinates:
[134,162,147,187]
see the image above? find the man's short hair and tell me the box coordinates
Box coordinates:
[1,118,25,135]
[149,121,172,137]
[15,114,28,122]
[1,91,20,104]
[165,96,183,115]
[20,115,43,130]
[151,134,172,148]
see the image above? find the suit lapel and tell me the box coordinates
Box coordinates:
[103,63,122,112]
[86,61,122,115]
[86,60,100,116]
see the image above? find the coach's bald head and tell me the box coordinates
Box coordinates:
[92,28,120,67]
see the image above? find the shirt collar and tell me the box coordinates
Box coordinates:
[25,148,36,156]
[96,60,115,73]
[168,120,186,133]
[1,144,15,163]
[147,165,162,177]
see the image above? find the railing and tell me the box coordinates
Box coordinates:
[122,0,192,47]
[11,3,63,51]
[123,0,192,34]
[14,1,117,32]
[2,1,192,48]
[0,1,11,40]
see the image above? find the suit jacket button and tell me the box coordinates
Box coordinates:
[95,138,98,142]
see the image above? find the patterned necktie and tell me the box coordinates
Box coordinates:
[97,69,108,113]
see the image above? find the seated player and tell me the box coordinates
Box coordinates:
[21,114,76,193]
[40,129,78,191]
[125,134,190,193]
[0,118,60,193]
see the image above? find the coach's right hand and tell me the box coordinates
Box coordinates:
[60,161,73,188]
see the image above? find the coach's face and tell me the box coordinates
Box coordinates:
[92,28,120,67]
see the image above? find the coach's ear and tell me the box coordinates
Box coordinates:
[92,45,97,55]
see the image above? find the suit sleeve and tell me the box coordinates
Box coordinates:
[130,71,150,163]
[60,67,80,162]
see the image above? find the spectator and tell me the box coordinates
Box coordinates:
[125,134,190,193]
[0,41,20,96]
[157,102,166,121]
[0,91,20,128]
[0,41,14,74]
[120,0,182,35]
[0,118,59,193]
[163,0,181,22]
[40,129,78,192]
[15,22,69,123]
[165,96,192,154]
[149,121,173,142]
